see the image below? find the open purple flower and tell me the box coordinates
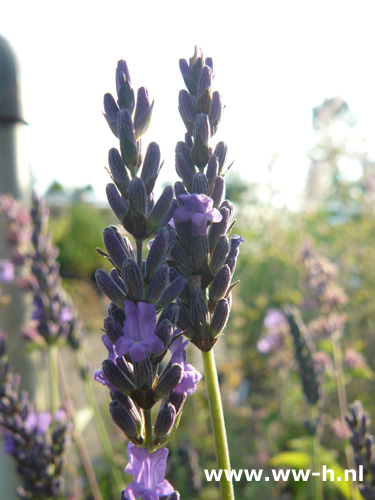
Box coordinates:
[0,259,14,283]
[170,333,202,395]
[115,301,164,362]
[24,411,52,435]
[94,334,117,389]
[122,442,174,500]
[173,193,222,236]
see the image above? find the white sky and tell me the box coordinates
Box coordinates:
[2,1,375,208]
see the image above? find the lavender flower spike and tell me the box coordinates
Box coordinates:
[115,300,164,362]
[122,442,174,500]
[170,333,202,394]
[174,193,222,236]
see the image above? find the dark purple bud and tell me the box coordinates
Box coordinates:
[103,226,130,270]
[197,88,212,115]
[141,142,161,195]
[154,403,177,441]
[211,176,225,208]
[160,275,187,306]
[158,303,179,328]
[176,141,194,170]
[108,148,130,197]
[192,235,209,270]
[176,153,194,188]
[174,181,189,204]
[116,61,135,114]
[110,268,126,292]
[103,93,120,137]
[165,225,176,255]
[226,235,244,274]
[213,142,228,174]
[116,60,132,94]
[106,183,128,222]
[147,186,174,231]
[179,58,197,96]
[118,109,138,171]
[146,228,170,274]
[205,57,213,71]
[164,391,187,416]
[102,359,135,395]
[210,298,230,337]
[154,363,182,399]
[145,264,170,304]
[191,138,209,170]
[95,269,126,305]
[175,220,192,251]
[193,113,210,146]
[221,200,234,220]
[167,493,181,500]
[170,240,193,275]
[123,236,136,261]
[111,392,141,424]
[192,172,209,195]
[191,294,209,333]
[122,259,144,300]
[210,265,231,302]
[209,207,230,250]
[110,400,141,438]
[108,303,126,325]
[197,66,212,98]
[154,319,173,348]
[176,300,194,336]
[129,178,148,216]
[206,155,219,192]
[209,91,222,134]
[209,235,230,275]
[104,316,124,344]
[134,358,153,390]
[134,87,154,140]
[178,90,197,135]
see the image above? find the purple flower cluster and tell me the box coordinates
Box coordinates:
[0,193,83,350]
[0,335,70,499]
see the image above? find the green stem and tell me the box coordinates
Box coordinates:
[48,345,59,414]
[75,348,124,493]
[332,336,358,499]
[57,353,103,500]
[143,409,154,453]
[202,349,235,500]
[311,405,323,500]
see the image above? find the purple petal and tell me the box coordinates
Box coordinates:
[115,336,133,357]
[173,206,193,223]
[102,334,116,362]
[137,302,157,338]
[129,342,148,362]
[174,363,202,395]
[124,483,159,500]
[206,207,222,223]
[143,335,164,355]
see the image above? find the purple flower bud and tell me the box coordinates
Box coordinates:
[206,155,219,191]
[103,226,129,270]
[140,142,162,195]
[95,269,126,305]
[158,303,180,328]
[134,87,154,140]
[116,60,132,95]
[175,152,194,188]
[209,235,230,275]
[175,141,194,170]
[210,265,231,302]
[174,193,222,237]
[108,148,130,197]
[210,298,230,337]
[154,319,173,349]
[179,58,197,96]
[154,402,177,441]
[160,275,187,306]
[103,93,119,137]
[0,260,14,283]
[128,178,148,217]
[101,359,135,395]
[197,66,212,98]
[178,90,197,135]
[145,228,169,274]
[145,264,170,304]
[192,172,209,196]
[147,186,175,232]
[226,235,244,274]
[106,183,128,222]
[191,294,209,334]
[134,357,154,390]
[123,443,174,500]
[209,206,230,250]
[211,176,225,208]
[214,141,228,174]
[110,400,141,439]
[122,259,144,300]
[118,109,138,171]
[192,235,209,270]
[104,316,124,344]
[209,91,222,134]
[193,113,210,146]
[154,363,182,399]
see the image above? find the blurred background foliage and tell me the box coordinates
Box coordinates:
[46,98,374,499]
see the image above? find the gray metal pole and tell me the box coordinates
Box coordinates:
[0,34,44,497]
